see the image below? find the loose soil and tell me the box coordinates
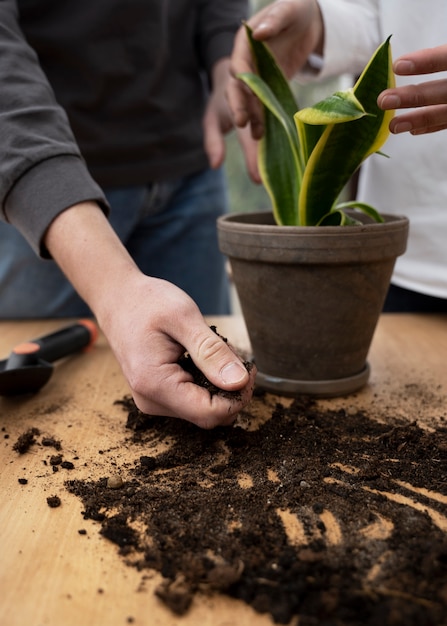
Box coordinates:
[61,390,447,626]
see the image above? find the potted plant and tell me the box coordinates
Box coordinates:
[218,26,409,397]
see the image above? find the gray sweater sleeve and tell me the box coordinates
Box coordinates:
[195,0,248,78]
[0,0,108,257]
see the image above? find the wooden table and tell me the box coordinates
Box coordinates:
[1,314,447,626]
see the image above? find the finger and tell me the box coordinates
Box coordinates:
[203,106,226,169]
[226,74,253,128]
[235,125,262,183]
[411,122,447,135]
[393,44,447,76]
[187,326,250,391]
[132,362,256,429]
[249,0,303,41]
[230,22,257,79]
[226,78,265,141]
[245,94,265,140]
[378,79,447,110]
[388,104,447,135]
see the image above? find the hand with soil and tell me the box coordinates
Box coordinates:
[101,277,256,428]
[44,202,256,428]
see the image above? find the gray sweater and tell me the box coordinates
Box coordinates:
[0,0,247,255]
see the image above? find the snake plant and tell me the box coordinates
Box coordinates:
[237,26,395,226]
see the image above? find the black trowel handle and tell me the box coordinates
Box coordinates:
[7,320,98,368]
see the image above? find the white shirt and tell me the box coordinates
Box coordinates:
[314,0,447,298]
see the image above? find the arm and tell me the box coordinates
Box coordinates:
[1,1,256,426]
[45,203,256,428]
[0,0,107,252]
[378,44,447,135]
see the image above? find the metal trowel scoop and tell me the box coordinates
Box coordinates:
[0,319,98,396]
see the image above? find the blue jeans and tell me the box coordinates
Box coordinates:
[0,167,230,318]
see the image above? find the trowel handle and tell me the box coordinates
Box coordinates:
[10,320,98,365]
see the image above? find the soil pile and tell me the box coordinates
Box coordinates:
[66,392,447,625]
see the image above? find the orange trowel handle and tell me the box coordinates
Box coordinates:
[6,319,98,369]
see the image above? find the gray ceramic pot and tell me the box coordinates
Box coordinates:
[217,211,409,397]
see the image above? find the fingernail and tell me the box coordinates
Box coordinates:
[220,361,247,385]
[393,121,413,134]
[394,60,415,75]
[256,21,269,32]
[380,94,401,109]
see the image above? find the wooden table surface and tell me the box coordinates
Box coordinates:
[1,314,447,626]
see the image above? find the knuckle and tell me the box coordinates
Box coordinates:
[412,85,428,107]
[196,333,227,362]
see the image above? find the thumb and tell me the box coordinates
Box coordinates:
[189,326,250,391]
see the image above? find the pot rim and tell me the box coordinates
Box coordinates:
[218,210,409,234]
[217,210,409,263]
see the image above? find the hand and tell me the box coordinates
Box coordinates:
[101,274,257,428]
[227,0,324,140]
[45,202,257,428]
[203,57,262,183]
[378,43,447,135]
[203,58,235,169]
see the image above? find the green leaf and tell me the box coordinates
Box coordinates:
[295,118,325,166]
[239,24,303,225]
[317,210,361,226]
[299,36,395,225]
[294,89,367,171]
[243,24,300,122]
[238,73,301,224]
[335,201,385,223]
[237,73,300,161]
[295,90,368,125]
[236,25,393,227]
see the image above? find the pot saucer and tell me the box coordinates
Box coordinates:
[255,363,370,398]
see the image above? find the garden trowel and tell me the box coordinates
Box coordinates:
[0,320,98,396]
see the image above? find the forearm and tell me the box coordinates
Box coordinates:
[44,201,256,428]
[44,202,139,325]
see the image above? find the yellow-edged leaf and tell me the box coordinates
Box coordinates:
[299,36,395,225]
[295,90,367,125]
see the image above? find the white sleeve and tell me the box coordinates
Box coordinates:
[297,0,381,81]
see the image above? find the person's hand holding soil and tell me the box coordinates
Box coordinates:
[44,201,256,428]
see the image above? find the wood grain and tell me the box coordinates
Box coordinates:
[1,314,447,626]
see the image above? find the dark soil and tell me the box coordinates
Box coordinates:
[12,428,62,454]
[41,436,62,450]
[65,392,447,625]
[46,495,62,508]
[12,427,41,453]
[177,325,253,401]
